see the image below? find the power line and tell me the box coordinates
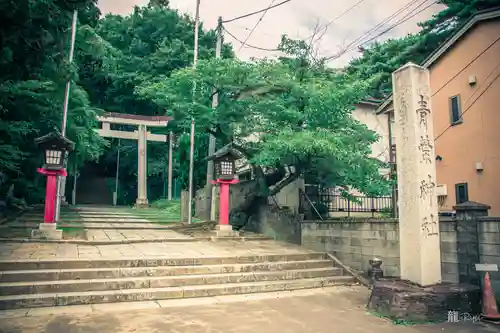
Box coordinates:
[431,36,500,97]
[223,26,279,51]
[239,0,276,51]
[231,23,279,38]
[327,0,420,58]
[222,0,292,24]
[434,64,500,142]
[354,0,437,49]
[307,0,369,41]
[324,0,436,61]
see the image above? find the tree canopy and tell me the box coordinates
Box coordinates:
[345,0,500,98]
[1,0,498,209]
[139,37,390,198]
[0,0,105,204]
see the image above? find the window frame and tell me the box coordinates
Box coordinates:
[449,94,463,125]
[455,182,469,205]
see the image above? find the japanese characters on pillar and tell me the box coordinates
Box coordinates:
[392,63,441,286]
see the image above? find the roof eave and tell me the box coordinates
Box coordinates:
[422,8,500,68]
[374,8,500,115]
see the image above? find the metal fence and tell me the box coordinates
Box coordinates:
[308,190,392,217]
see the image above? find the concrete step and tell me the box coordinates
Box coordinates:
[14,219,179,224]
[0,253,327,270]
[0,267,340,295]
[0,260,334,282]
[20,216,146,221]
[0,276,355,310]
[4,223,177,230]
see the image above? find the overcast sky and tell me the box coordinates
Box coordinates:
[97,0,445,66]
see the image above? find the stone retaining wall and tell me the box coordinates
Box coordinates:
[301,216,500,294]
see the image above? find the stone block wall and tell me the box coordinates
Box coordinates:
[301,217,500,293]
[478,217,500,293]
[301,219,400,277]
[194,178,304,219]
[245,204,302,245]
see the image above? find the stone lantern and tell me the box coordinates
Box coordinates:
[206,145,242,236]
[32,132,74,239]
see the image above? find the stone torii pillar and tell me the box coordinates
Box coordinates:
[392,63,441,286]
[96,113,171,208]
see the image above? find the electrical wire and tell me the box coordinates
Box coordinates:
[325,0,421,59]
[231,23,278,38]
[222,0,292,24]
[324,0,437,61]
[238,0,276,52]
[431,36,500,97]
[434,63,500,142]
[307,0,369,41]
[352,0,438,50]
[223,26,280,51]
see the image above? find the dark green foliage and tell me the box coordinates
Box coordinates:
[345,0,500,98]
[2,0,499,207]
[0,0,106,204]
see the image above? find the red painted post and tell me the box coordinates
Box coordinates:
[212,178,239,227]
[219,182,230,225]
[44,175,57,223]
[38,168,67,223]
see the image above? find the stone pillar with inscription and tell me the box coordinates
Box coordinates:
[367,63,481,322]
[392,63,441,287]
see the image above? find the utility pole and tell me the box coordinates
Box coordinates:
[204,16,223,220]
[55,10,78,222]
[167,131,173,200]
[188,0,201,224]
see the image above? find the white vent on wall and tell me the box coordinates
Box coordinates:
[469,75,477,85]
[436,184,447,196]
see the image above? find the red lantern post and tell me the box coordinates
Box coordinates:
[207,145,241,236]
[38,168,67,223]
[32,132,74,238]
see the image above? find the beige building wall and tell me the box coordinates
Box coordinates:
[430,19,500,214]
[352,103,391,168]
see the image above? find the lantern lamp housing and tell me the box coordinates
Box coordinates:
[206,144,243,181]
[35,131,75,171]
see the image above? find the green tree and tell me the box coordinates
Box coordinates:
[0,0,106,205]
[139,36,390,219]
[345,0,500,98]
[77,3,234,204]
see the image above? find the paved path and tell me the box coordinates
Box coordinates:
[0,240,313,260]
[85,229,192,242]
[0,286,494,333]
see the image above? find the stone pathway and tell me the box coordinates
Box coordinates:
[0,286,494,333]
[85,229,192,242]
[0,239,314,260]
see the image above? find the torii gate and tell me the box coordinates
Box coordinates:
[96,113,171,208]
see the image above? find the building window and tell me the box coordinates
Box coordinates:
[449,95,462,124]
[455,183,469,204]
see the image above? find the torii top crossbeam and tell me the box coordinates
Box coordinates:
[96,113,172,127]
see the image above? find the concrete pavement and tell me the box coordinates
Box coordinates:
[0,286,494,333]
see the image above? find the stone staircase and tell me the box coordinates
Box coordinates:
[0,253,355,310]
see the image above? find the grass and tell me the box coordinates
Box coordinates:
[58,227,87,240]
[14,199,201,225]
[127,199,201,223]
[0,226,86,240]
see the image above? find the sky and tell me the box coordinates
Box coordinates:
[97,0,445,66]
